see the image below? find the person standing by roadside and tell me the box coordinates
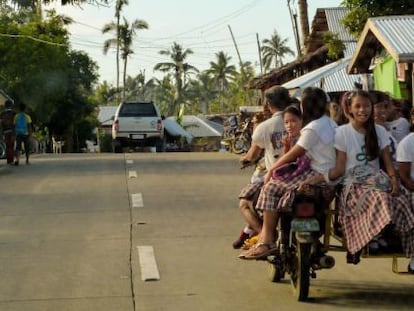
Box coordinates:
[14,103,32,165]
[0,100,16,164]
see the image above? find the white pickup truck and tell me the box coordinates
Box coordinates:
[111,101,165,152]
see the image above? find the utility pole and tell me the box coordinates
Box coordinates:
[287,0,302,57]
[228,25,245,77]
[256,33,263,75]
[228,25,252,106]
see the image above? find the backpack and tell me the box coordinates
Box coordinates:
[15,112,28,135]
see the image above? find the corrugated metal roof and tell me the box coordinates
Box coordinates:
[349,15,414,73]
[283,57,362,97]
[164,118,193,143]
[170,115,222,138]
[324,7,355,43]
[97,106,118,126]
[370,15,414,62]
[324,7,357,58]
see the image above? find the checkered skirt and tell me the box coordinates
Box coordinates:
[255,169,334,213]
[339,183,414,256]
[238,180,263,200]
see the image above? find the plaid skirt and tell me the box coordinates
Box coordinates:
[255,169,334,213]
[238,180,263,200]
[339,183,414,256]
[397,186,414,257]
[238,180,264,218]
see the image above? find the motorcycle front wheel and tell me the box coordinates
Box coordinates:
[290,242,311,301]
[231,135,248,154]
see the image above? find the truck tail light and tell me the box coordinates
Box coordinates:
[157,119,163,131]
[112,119,119,132]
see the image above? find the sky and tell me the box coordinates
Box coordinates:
[45,0,343,84]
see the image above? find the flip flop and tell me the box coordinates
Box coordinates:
[239,242,278,260]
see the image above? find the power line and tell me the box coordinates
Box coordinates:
[0,33,66,46]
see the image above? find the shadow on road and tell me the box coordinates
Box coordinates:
[308,280,414,308]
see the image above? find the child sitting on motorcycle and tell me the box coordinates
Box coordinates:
[233,86,292,249]
[239,87,337,260]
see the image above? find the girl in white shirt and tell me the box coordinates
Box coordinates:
[306,90,414,271]
[396,133,414,272]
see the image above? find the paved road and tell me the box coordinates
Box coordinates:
[0,152,413,311]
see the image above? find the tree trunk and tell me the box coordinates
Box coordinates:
[298,0,309,52]
[123,57,127,101]
[116,1,121,105]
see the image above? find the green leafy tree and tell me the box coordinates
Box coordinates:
[186,72,217,114]
[154,42,198,116]
[342,0,414,38]
[261,30,295,71]
[206,51,237,113]
[323,31,345,60]
[9,0,108,9]
[151,75,175,116]
[93,81,118,106]
[123,71,156,102]
[0,7,99,152]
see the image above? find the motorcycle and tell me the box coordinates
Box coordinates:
[231,117,252,154]
[267,188,335,301]
[221,116,252,154]
[256,184,410,302]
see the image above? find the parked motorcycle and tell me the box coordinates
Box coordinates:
[221,116,252,154]
[231,117,252,154]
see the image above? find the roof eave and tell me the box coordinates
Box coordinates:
[348,16,414,74]
[347,19,373,74]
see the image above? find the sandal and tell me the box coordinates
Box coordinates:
[239,242,278,260]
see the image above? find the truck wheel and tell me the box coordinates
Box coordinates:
[112,140,122,153]
[155,137,166,152]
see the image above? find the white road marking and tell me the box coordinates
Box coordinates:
[131,193,144,207]
[126,159,134,164]
[137,246,160,281]
[128,170,137,178]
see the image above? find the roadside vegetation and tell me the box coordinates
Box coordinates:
[1,0,413,152]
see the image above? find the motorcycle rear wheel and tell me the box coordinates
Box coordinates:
[290,242,311,301]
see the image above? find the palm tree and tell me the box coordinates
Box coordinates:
[114,0,128,100]
[298,0,310,51]
[103,17,148,101]
[261,30,295,72]
[154,42,198,116]
[186,72,217,114]
[206,51,237,112]
[124,71,156,101]
[102,0,128,104]
[151,75,176,116]
[118,17,148,99]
